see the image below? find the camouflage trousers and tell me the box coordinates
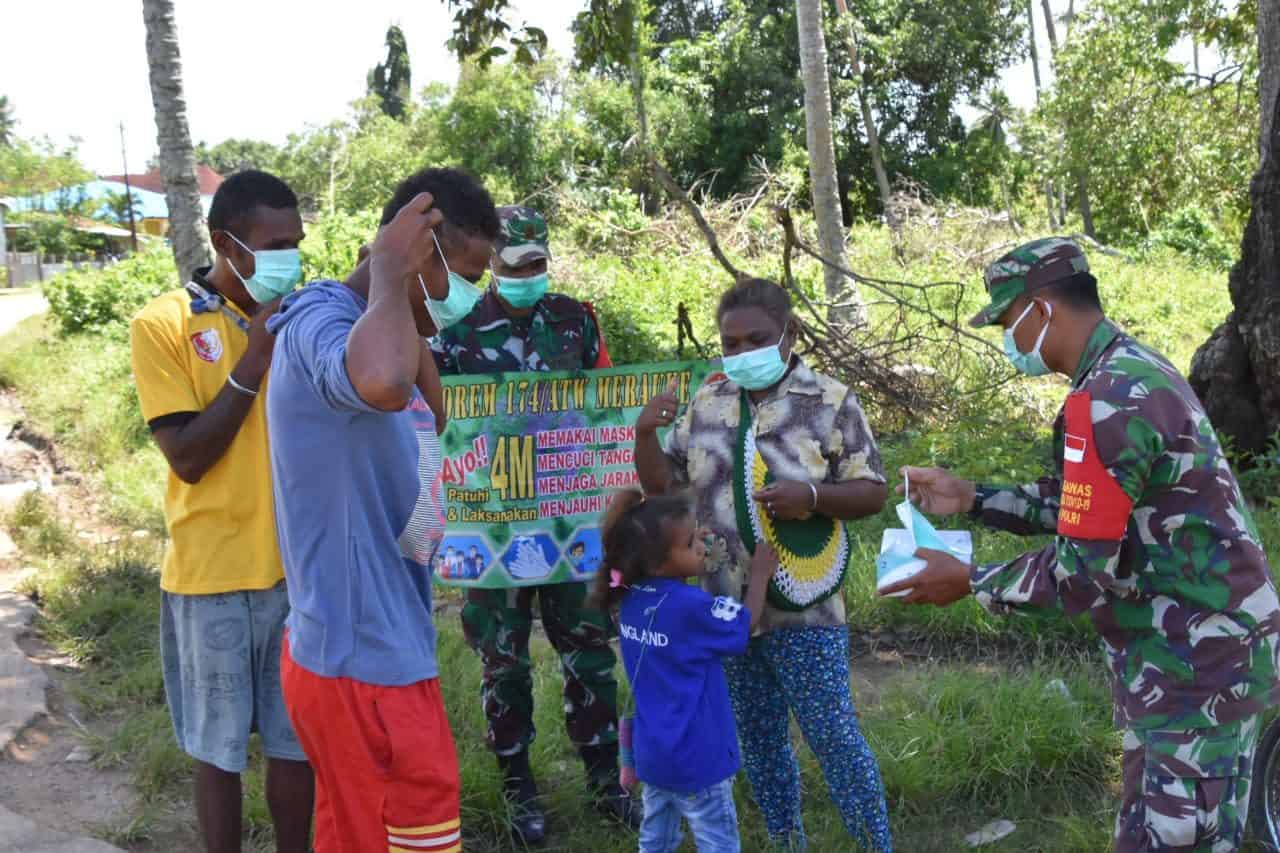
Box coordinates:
[1115,715,1261,852]
[461,581,619,758]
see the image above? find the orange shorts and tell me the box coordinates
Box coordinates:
[281,637,461,852]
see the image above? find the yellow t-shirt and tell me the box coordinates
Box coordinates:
[129,287,283,595]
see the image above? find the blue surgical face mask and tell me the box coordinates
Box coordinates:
[422,230,482,331]
[494,268,549,309]
[226,233,302,303]
[722,327,789,391]
[1003,300,1054,377]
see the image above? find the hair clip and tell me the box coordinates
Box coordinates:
[609,569,624,589]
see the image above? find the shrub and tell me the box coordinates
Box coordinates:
[42,246,176,334]
[1225,432,1280,506]
[1150,206,1237,271]
[300,209,379,282]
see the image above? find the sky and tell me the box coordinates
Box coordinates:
[2,0,1216,177]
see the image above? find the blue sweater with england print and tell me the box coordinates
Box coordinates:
[619,576,750,793]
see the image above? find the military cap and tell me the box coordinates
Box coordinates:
[971,237,1090,327]
[495,205,551,267]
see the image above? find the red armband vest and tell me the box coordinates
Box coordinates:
[582,301,613,369]
[1057,391,1133,541]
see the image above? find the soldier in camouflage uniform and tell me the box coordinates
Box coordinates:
[432,206,635,843]
[881,237,1280,852]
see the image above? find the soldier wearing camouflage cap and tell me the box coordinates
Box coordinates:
[882,237,1280,852]
[431,205,633,843]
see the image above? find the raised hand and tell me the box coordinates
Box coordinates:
[636,379,680,436]
[237,296,285,388]
[896,466,977,516]
[369,192,444,290]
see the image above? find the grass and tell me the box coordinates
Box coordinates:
[7,491,1124,851]
[0,315,166,533]
[4,216,1279,850]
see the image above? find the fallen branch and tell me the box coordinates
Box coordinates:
[622,36,1012,417]
[1065,233,1134,262]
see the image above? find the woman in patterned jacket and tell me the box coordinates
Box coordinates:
[634,278,893,852]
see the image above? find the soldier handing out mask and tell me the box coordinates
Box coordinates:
[881,237,1280,853]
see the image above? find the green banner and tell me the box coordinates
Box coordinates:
[434,360,713,588]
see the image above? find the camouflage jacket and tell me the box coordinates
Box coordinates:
[431,289,606,375]
[971,320,1280,732]
[664,358,885,633]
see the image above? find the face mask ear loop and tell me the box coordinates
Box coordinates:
[430,229,450,277]
[1009,300,1036,335]
[221,232,254,284]
[904,469,910,505]
[1031,301,1054,353]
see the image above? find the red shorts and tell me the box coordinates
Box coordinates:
[281,638,461,853]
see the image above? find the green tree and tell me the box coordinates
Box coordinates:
[1034,0,1256,241]
[0,136,92,197]
[277,120,352,214]
[443,0,548,67]
[431,59,578,201]
[367,25,413,119]
[451,0,1023,218]
[194,137,282,175]
[9,211,100,257]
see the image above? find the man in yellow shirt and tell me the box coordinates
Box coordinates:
[128,170,313,853]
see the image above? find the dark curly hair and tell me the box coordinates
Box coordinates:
[378,167,500,243]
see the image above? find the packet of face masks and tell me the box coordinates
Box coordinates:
[876,473,973,597]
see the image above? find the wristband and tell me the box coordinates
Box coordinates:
[807,481,819,510]
[227,374,259,398]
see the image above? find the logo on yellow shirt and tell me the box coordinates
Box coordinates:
[190,329,223,363]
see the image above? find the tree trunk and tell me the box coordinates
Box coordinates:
[1028,0,1043,100]
[1040,0,1059,56]
[834,0,893,228]
[1262,0,1280,163]
[1189,87,1280,456]
[1075,169,1095,237]
[1028,0,1059,228]
[142,0,210,283]
[795,0,865,326]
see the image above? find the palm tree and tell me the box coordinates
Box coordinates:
[141,0,210,282]
[973,90,1022,229]
[795,0,866,326]
[105,190,143,228]
[973,91,1012,148]
[0,96,15,148]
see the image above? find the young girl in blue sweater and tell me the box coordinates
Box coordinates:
[595,489,776,853]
